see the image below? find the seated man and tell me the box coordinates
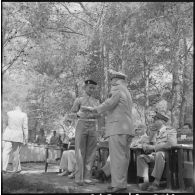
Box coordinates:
[58,137,76,178]
[136,112,177,191]
[35,128,47,145]
[49,130,59,145]
[177,123,193,143]
[130,124,148,148]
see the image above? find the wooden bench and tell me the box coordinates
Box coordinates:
[171,144,193,190]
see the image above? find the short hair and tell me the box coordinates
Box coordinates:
[183,123,192,129]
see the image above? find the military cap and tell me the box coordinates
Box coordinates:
[108,69,127,80]
[153,111,169,122]
[84,79,97,85]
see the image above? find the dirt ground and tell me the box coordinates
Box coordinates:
[2,162,193,193]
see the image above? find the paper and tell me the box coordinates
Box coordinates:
[80,106,93,111]
[181,135,187,140]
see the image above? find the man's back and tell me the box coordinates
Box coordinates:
[102,82,134,136]
[3,109,28,143]
[7,110,26,131]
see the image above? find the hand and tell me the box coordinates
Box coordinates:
[76,110,86,118]
[142,144,154,153]
[81,106,96,112]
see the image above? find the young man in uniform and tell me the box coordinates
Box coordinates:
[70,79,100,186]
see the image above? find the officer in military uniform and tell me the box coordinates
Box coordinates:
[137,111,177,191]
[69,79,99,185]
[85,70,134,193]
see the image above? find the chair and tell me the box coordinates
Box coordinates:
[44,145,64,172]
[128,147,144,183]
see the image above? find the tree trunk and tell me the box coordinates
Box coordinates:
[143,57,150,126]
[121,22,128,73]
[179,36,189,128]
[75,83,79,98]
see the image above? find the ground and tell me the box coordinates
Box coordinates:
[2,162,193,193]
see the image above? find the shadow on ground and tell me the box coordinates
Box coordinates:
[2,162,193,193]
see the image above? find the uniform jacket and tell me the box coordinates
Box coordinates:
[96,80,134,137]
[3,110,28,144]
[70,93,100,136]
[71,93,99,119]
[154,125,177,152]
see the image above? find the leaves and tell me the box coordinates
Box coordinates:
[2,2,193,135]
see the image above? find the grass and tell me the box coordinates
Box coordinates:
[2,174,75,193]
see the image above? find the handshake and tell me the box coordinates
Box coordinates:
[80,106,97,113]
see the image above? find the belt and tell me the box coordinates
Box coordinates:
[78,118,97,122]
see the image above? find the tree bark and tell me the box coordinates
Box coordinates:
[179,36,189,128]
[143,57,150,126]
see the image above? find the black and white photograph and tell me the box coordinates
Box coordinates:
[1,2,193,194]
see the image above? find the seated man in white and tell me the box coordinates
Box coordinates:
[58,138,76,178]
[58,124,76,178]
[130,124,149,148]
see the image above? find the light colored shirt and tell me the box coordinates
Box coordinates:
[130,133,149,148]
[71,93,99,119]
[3,109,28,143]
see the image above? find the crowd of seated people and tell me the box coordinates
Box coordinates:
[35,112,192,191]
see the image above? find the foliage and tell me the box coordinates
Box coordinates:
[2,2,193,139]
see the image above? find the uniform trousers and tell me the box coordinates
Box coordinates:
[3,141,23,172]
[137,151,165,180]
[75,121,97,183]
[109,134,132,188]
[59,150,76,172]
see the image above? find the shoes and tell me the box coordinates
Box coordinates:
[96,169,108,182]
[75,181,84,186]
[147,183,160,191]
[58,170,69,176]
[107,185,112,189]
[68,172,75,179]
[84,179,95,185]
[138,182,150,191]
[106,187,127,193]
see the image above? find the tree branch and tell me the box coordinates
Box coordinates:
[3,40,29,74]
[59,2,94,28]
[77,2,96,22]
[44,26,86,36]
[3,32,34,48]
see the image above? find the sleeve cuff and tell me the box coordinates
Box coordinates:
[96,106,102,114]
